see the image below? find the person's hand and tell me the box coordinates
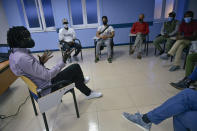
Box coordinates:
[176,35,184,40]
[38,50,53,65]
[101,35,108,40]
[164,34,169,38]
[62,49,74,63]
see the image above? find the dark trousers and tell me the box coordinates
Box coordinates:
[51,64,91,96]
[62,42,82,56]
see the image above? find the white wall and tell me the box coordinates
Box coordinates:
[188,0,197,19]
[0,0,9,44]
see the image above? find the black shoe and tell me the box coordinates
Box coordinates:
[170,77,193,90]
[108,57,112,63]
[95,57,99,63]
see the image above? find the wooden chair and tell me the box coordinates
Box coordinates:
[21,76,80,131]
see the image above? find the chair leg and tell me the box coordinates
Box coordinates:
[42,113,49,131]
[81,50,83,61]
[71,89,80,118]
[29,90,38,116]
[183,52,189,69]
[171,56,173,62]
[146,42,148,56]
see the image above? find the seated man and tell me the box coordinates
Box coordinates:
[161,11,197,72]
[59,18,82,60]
[123,88,197,131]
[95,16,115,63]
[153,12,179,55]
[8,26,102,99]
[130,14,149,59]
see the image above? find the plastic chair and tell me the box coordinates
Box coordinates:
[21,76,80,131]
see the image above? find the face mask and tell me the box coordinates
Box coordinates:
[103,21,107,25]
[64,24,68,28]
[139,19,143,22]
[168,17,173,22]
[17,30,35,48]
[184,17,192,23]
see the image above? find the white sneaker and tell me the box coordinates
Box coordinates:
[87,91,103,100]
[84,76,90,84]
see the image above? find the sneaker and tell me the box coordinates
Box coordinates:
[108,57,112,63]
[84,76,90,84]
[95,57,99,63]
[122,112,152,131]
[87,91,103,100]
[169,65,180,72]
[137,53,142,59]
[160,53,169,60]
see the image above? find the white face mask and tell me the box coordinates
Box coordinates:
[64,24,68,28]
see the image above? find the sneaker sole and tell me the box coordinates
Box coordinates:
[122,114,150,131]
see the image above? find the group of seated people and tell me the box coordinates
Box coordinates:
[6,10,197,131]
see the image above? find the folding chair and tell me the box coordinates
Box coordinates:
[21,76,80,131]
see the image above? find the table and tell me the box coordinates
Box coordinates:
[0,60,17,95]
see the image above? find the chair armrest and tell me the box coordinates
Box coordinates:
[37,80,72,96]
[74,39,81,45]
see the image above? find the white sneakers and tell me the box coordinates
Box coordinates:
[84,76,103,100]
[87,91,103,100]
[84,76,90,84]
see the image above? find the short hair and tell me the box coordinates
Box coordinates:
[7,26,29,48]
[102,16,108,20]
[169,12,176,17]
[184,11,194,18]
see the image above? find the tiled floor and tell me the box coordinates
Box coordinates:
[0,45,185,131]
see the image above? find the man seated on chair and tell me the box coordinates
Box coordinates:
[59,18,82,61]
[130,13,149,59]
[95,16,115,63]
[161,11,197,72]
[8,26,102,99]
[153,12,179,55]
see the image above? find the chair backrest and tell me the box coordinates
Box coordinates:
[21,76,38,96]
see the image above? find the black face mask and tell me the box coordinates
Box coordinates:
[139,19,143,22]
[103,21,107,25]
[15,30,35,48]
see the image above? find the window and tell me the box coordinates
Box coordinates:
[21,0,55,32]
[154,0,175,20]
[68,0,100,29]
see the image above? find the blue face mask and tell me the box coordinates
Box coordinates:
[184,17,192,23]
[168,17,173,22]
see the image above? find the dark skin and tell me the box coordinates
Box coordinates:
[38,50,53,65]
[38,49,74,65]
[96,18,115,40]
[176,14,197,41]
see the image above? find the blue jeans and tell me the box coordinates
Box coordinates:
[147,89,197,131]
[188,67,197,81]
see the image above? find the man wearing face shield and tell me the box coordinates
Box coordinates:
[130,14,149,59]
[8,26,102,99]
[59,18,82,60]
[161,11,197,72]
[95,16,115,63]
[153,12,179,56]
